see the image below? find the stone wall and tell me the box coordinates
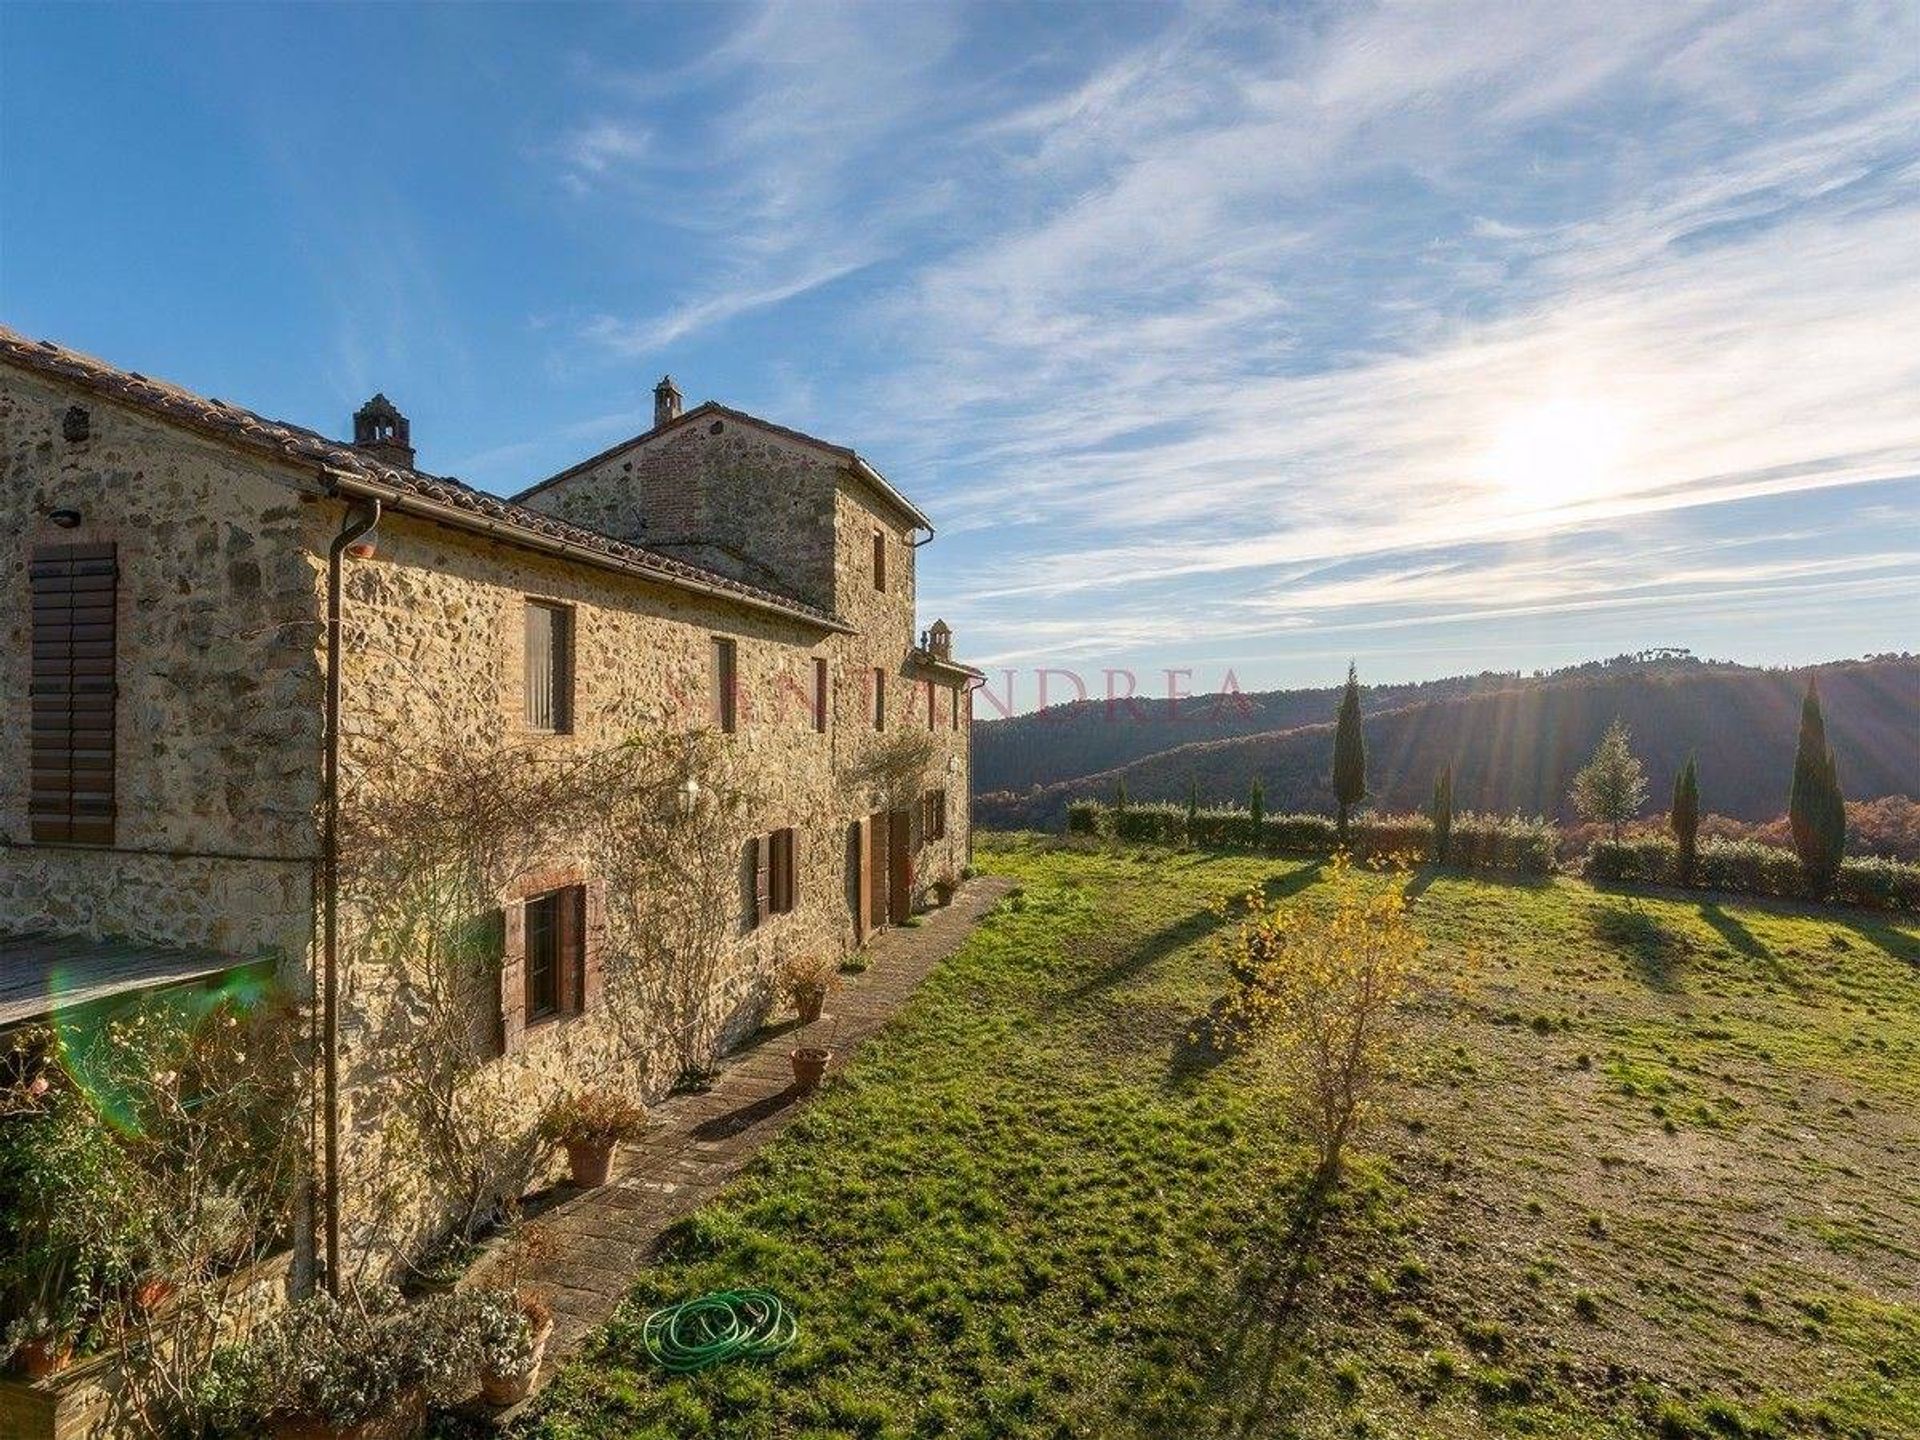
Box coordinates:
[329,492,969,1269]
[0,365,325,965]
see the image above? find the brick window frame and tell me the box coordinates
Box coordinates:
[496,867,604,1056]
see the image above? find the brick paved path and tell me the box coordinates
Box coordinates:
[467,875,1013,1400]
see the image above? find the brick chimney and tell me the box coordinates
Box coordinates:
[352,393,414,469]
[653,375,683,429]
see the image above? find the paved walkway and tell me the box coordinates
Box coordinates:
[468,875,1013,1404]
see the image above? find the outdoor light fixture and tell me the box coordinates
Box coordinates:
[678,777,702,816]
[48,508,82,529]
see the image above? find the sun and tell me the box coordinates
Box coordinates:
[1479,395,1629,508]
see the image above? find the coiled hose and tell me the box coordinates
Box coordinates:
[641,1289,797,1374]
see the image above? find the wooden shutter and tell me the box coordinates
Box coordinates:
[555,885,584,1013]
[872,669,885,731]
[712,638,737,732]
[814,658,829,733]
[850,819,869,942]
[752,833,770,928]
[868,811,889,929]
[524,602,570,732]
[951,685,960,732]
[926,681,935,731]
[768,828,793,914]
[30,542,117,845]
[873,529,886,591]
[498,901,528,1055]
[888,810,912,924]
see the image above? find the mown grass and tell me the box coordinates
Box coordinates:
[501,834,1920,1439]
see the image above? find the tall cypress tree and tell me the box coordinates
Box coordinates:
[1249,777,1265,847]
[1332,662,1366,842]
[1788,678,1845,895]
[1671,754,1700,885]
[1185,775,1200,832]
[1431,763,1453,865]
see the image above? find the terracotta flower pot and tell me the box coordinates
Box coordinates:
[480,1318,554,1406]
[269,1388,425,1440]
[794,984,827,1024]
[133,1275,175,1312]
[565,1137,617,1188]
[790,1046,831,1091]
[15,1336,72,1380]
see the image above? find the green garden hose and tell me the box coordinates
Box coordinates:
[641,1289,797,1373]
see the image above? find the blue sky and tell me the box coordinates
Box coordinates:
[3,1,1915,709]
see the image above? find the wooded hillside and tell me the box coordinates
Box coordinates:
[974,655,1919,832]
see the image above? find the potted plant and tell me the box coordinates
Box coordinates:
[470,1287,555,1406]
[6,1306,79,1380]
[201,1284,473,1440]
[778,953,842,1025]
[790,1019,838,1092]
[537,1089,648,1189]
[930,877,955,907]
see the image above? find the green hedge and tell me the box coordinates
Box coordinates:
[1584,836,1919,911]
[1065,803,1555,877]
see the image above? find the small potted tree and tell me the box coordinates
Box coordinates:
[778,953,841,1024]
[537,1089,649,1189]
[470,1287,555,1406]
[6,1303,80,1380]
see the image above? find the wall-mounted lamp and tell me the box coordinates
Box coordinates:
[48,509,82,529]
[677,776,702,817]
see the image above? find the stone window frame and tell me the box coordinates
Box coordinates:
[497,865,605,1056]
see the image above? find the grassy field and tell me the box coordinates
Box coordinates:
[508,833,1920,1439]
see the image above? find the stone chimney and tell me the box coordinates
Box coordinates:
[653,375,683,429]
[351,393,414,469]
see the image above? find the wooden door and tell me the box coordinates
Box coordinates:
[868,811,890,931]
[888,810,912,924]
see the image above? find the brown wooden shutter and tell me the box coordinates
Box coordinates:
[30,542,117,845]
[888,810,912,924]
[498,901,528,1055]
[951,685,960,732]
[752,834,770,928]
[814,658,829,733]
[868,811,889,930]
[556,884,584,1013]
[712,638,738,732]
[850,819,869,943]
[773,827,798,913]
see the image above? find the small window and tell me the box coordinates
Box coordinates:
[524,885,584,1021]
[814,657,830,734]
[872,668,886,731]
[923,789,948,843]
[753,828,799,927]
[872,529,886,591]
[712,637,738,733]
[524,602,572,733]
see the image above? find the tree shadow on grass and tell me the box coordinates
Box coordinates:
[1057,862,1325,1009]
[1171,1174,1338,1438]
[1592,901,1688,991]
[1699,902,1767,959]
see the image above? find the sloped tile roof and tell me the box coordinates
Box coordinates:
[0,326,845,629]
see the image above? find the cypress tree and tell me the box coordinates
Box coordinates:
[1788,678,1845,895]
[1114,775,1129,812]
[1670,754,1700,885]
[1431,763,1453,864]
[1185,775,1200,836]
[1332,662,1366,842]
[1249,777,1265,847]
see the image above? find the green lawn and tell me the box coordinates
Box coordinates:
[507,834,1920,1439]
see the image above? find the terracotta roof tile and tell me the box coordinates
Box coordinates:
[0,326,843,629]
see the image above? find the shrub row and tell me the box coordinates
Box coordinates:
[1066,802,1556,877]
[1585,836,1920,911]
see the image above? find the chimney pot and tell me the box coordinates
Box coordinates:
[654,375,683,429]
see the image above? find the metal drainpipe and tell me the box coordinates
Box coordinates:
[322,494,380,1294]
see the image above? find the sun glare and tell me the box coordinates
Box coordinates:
[1480,395,1629,508]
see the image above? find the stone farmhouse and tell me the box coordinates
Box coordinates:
[0,326,977,1286]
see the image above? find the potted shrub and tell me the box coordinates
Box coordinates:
[537,1089,648,1189]
[930,877,955,907]
[201,1284,473,1440]
[6,1306,79,1380]
[470,1288,554,1406]
[778,953,842,1025]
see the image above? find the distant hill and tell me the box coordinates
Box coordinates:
[973,655,1920,832]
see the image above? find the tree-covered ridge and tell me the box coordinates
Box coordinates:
[975,655,1919,833]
